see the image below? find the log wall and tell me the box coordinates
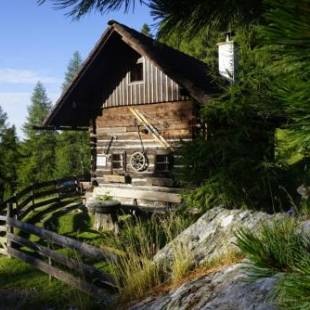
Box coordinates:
[91,100,195,188]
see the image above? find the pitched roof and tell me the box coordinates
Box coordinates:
[43,20,215,128]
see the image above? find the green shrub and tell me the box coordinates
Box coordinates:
[235,217,305,279]
[273,272,310,310]
[236,217,310,309]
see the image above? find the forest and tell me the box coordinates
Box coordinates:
[0,51,90,203]
[0,0,309,309]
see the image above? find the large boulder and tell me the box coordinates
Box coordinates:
[129,263,276,310]
[130,207,285,310]
[154,206,284,266]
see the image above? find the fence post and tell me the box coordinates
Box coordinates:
[48,241,53,282]
[6,202,13,257]
[13,193,18,220]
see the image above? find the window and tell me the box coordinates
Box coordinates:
[130,62,144,83]
[112,154,123,169]
[155,154,171,172]
[179,86,190,97]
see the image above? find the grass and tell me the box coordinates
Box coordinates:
[106,213,245,305]
[203,249,244,272]
[0,203,113,309]
[1,201,191,308]
[147,249,244,297]
[3,197,247,308]
[275,129,304,165]
[235,217,305,279]
[106,214,244,305]
[235,216,310,309]
[107,214,189,304]
[170,242,194,284]
[0,256,98,310]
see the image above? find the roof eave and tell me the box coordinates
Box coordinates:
[43,26,114,126]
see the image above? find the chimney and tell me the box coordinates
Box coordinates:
[217,32,238,83]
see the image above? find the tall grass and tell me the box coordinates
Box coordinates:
[203,249,244,271]
[107,214,188,303]
[170,243,194,285]
[236,217,305,279]
[236,217,310,309]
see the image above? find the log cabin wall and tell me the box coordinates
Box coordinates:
[103,57,187,108]
[92,100,195,187]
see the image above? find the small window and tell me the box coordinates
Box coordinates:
[155,154,171,172]
[112,154,123,169]
[130,62,143,83]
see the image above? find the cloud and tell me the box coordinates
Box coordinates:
[0,68,61,84]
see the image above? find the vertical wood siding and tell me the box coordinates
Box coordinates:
[103,57,187,108]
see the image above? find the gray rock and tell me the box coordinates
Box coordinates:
[129,264,277,310]
[154,207,284,266]
[128,207,285,310]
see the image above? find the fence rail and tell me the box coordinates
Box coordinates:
[0,202,117,300]
[0,177,82,218]
[0,177,118,300]
[0,213,7,255]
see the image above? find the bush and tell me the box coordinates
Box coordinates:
[236,217,305,278]
[273,272,310,310]
[236,217,310,309]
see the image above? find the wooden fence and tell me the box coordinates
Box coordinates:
[0,178,118,300]
[0,177,83,219]
[0,214,6,256]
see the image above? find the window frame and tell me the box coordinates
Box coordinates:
[111,153,124,170]
[155,154,172,172]
[129,58,144,84]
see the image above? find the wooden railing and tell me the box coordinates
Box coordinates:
[0,178,118,300]
[0,206,117,299]
[0,177,82,219]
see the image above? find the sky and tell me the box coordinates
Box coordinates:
[0,0,153,139]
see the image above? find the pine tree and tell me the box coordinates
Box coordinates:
[0,106,20,201]
[0,106,9,201]
[141,23,153,38]
[260,0,310,155]
[1,126,20,198]
[55,51,90,179]
[62,51,83,90]
[39,0,263,34]
[19,82,57,186]
[160,10,285,211]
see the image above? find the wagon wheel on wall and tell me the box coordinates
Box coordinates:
[130,152,148,172]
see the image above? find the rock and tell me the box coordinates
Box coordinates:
[129,263,276,310]
[129,207,286,309]
[154,206,284,267]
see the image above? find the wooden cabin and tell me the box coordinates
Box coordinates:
[43,20,214,208]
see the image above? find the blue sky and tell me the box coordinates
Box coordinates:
[0,0,153,138]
